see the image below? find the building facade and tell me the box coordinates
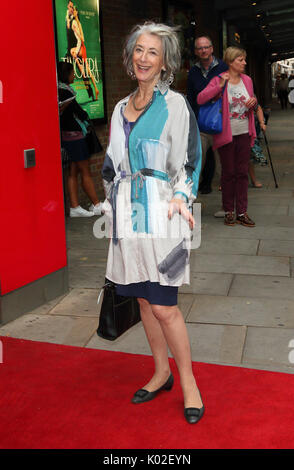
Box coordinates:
[0,0,273,323]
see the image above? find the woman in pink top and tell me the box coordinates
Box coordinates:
[197,47,257,227]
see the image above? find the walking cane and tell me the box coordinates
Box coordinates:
[262,130,278,188]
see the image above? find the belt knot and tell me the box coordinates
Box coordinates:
[132,171,146,199]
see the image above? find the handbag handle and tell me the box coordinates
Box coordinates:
[97,280,114,305]
[218,74,228,96]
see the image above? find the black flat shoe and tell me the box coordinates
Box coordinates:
[184,405,205,424]
[131,374,174,404]
[184,391,205,424]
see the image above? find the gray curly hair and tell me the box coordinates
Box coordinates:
[123,21,181,82]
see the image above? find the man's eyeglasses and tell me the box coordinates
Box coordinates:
[195,46,212,51]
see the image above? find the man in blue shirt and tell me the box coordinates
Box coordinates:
[187,36,228,194]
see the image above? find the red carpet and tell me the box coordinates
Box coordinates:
[0,336,294,449]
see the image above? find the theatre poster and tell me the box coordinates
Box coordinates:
[54,0,106,121]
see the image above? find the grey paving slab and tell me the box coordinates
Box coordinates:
[68,258,106,269]
[229,274,294,301]
[67,234,110,250]
[203,204,289,217]
[247,189,294,199]
[65,218,94,230]
[200,190,293,204]
[252,214,294,228]
[291,258,294,278]
[68,238,110,251]
[190,253,289,276]
[0,314,98,347]
[67,249,108,264]
[22,294,69,316]
[258,239,294,257]
[202,223,294,241]
[201,213,294,228]
[187,323,247,364]
[246,197,294,206]
[273,173,294,187]
[194,238,259,255]
[86,322,247,366]
[179,273,233,296]
[216,362,294,375]
[242,327,294,369]
[187,295,294,328]
[69,266,106,289]
[86,322,153,356]
[49,288,99,317]
[177,294,195,320]
[289,203,294,217]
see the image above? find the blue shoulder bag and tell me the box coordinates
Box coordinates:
[197,77,227,135]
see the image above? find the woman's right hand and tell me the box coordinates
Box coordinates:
[168,199,195,230]
[219,72,230,88]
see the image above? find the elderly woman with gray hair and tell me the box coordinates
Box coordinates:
[101,22,203,424]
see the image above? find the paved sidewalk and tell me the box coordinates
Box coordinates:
[1,104,294,374]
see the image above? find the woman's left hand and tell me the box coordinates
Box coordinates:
[168,198,195,230]
[245,97,257,109]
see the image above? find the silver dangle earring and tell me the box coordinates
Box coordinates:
[167,72,174,86]
[157,70,174,93]
[160,71,174,87]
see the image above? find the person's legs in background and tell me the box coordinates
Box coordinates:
[234,134,250,216]
[67,161,95,217]
[76,159,103,215]
[234,133,255,227]
[277,91,283,109]
[198,133,214,194]
[68,161,79,208]
[218,140,236,225]
[282,90,288,109]
[249,160,262,188]
[249,140,263,188]
[199,147,215,194]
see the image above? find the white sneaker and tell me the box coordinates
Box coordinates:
[70,206,95,217]
[89,202,104,216]
[214,210,225,218]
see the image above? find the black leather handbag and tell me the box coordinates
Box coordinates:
[97,279,141,341]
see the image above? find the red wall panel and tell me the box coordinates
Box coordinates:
[0,0,67,295]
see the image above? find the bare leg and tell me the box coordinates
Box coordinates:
[71,50,86,80]
[249,161,262,187]
[76,159,99,205]
[151,304,203,409]
[67,162,79,208]
[71,53,93,95]
[85,61,99,100]
[137,298,171,391]
[138,297,203,408]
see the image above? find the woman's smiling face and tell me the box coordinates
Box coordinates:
[132,33,165,86]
